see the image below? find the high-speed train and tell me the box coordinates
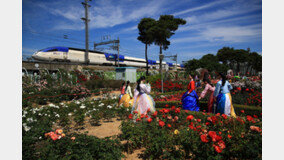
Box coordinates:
[32,46,185,69]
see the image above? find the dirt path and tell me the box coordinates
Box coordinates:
[64,118,142,160]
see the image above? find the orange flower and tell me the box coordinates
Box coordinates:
[250,126,262,132]
[167,124,172,128]
[61,133,66,138]
[147,118,152,123]
[55,129,63,134]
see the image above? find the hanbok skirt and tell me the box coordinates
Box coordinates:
[182,90,200,111]
[208,92,214,113]
[132,93,155,115]
[216,93,236,117]
[118,94,133,107]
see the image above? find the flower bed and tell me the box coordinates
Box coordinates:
[155,101,262,117]
[121,107,262,159]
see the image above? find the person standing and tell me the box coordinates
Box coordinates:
[118,81,133,107]
[199,78,215,113]
[132,76,155,115]
[181,74,200,111]
[118,82,126,102]
[213,72,236,117]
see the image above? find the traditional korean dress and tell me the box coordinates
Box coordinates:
[182,80,200,111]
[213,80,236,117]
[118,86,133,107]
[200,84,215,113]
[118,85,126,101]
[132,83,155,115]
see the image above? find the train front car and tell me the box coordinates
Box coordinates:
[32,47,69,62]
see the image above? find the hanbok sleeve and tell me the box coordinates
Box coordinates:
[213,82,221,97]
[140,84,151,94]
[128,86,133,98]
[227,81,233,91]
[188,81,195,93]
[200,84,209,98]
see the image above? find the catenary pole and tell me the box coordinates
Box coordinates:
[81,0,91,64]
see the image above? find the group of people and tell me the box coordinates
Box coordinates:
[118,71,236,118]
[118,76,155,116]
[182,72,236,117]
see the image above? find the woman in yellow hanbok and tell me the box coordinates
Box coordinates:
[118,81,134,107]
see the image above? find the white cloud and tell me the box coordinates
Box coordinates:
[37,0,166,30]
[200,25,261,42]
[173,0,233,16]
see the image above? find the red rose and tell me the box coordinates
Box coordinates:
[247,115,253,121]
[241,110,245,113]
[200,134,209,143]
[253,115,258,118]
[221,114,227,119]
[228,134,232,139]
[197,119,201,122]
[134,111,138,114]
[208,131,217,142]
[236,87,241,91]
[186,115,194,121]
[205,122,210,125]
[246,88,249,91]
[159,120,165,127]
[218,140,226,149]
[140,114,145,119]
[165,104,169,108]
[152,111,157,117]
[213,144,222,153]
[136,118,141,122]
[174,116,179,121]
[171,106,176,110]
[167,124,172,128]
[128,114,133,119]
[147,118,152,123]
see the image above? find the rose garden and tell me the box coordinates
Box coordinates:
[22,68,262,160]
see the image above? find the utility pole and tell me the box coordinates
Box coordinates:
[117,37,120,67]
[81,0,91,65]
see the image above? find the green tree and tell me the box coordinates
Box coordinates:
[152,15,186,74]
[137,18,156,76]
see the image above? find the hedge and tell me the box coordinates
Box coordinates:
[155,101,262,117]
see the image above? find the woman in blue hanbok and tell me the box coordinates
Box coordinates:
[213,72,236,117]
[182,75,200,111]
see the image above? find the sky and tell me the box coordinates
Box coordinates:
[22,0,262,64]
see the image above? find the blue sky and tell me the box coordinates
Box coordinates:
[23,0,262,64]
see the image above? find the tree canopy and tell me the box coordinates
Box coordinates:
[184,47,262,76]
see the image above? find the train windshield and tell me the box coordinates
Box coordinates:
[39,47,69,52]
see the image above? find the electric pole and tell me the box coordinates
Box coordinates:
[117,37,120,67]
[81,0,91,65]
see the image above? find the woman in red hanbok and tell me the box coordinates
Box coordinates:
[199,78,215,113]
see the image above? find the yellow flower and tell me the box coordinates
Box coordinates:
[61,133,66,138]
[174,129,179,135]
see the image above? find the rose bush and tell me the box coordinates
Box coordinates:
[121,106,262,159]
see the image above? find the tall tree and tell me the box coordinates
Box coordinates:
[152,15,186,74]
[137,18,156,76]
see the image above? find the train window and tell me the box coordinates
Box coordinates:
[48,49,58,52]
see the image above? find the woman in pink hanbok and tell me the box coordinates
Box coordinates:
[131,76,155,116]
[199,78,215,113]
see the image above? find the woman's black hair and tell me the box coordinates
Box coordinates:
[219,73,227,86]
[203,78,213,87]
[125,81,130,91]
[136,76,146,92]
